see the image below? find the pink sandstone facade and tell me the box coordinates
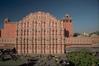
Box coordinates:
[0,11,99,55]
[0,18,16,49]
[1,18,16,38]
[16,11,72,54]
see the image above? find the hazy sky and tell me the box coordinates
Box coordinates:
[0,0,99,33]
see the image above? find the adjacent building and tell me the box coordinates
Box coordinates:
[0,18,16,49]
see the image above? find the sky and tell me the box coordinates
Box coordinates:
[0,0,99,33]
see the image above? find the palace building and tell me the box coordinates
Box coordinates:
[16,11,73,54]
[0,11,99,55]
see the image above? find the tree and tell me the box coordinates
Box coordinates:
[94,31,99,35]
[34,55,58,66]
[89,31,99,36]
[67,49,97,66]
[73,33,80,37]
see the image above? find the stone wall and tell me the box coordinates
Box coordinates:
[0,38,16,49]
[66,37,99,48]
[1,20,16,38]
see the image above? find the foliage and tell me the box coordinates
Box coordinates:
[73,33,80,37]
[34,55,58,66]
[67,50,98,66]
[0,56,26,66]
[89,31,99,36]
[0,52,98,66]
[94,31,99,35]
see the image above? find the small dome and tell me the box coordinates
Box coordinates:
[4,18,10,23]
[65,14,70,17]
[64,14,71,19]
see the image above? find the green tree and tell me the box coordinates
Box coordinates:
[67,49,97,66]
[73,33,80,37]
[35,55,58,66]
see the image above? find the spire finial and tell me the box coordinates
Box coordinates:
[4,18,10,23]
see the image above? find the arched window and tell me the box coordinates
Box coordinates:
[66,20,68,22]
[64,29,69,37]
[70,20,72,22]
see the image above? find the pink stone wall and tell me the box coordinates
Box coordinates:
[1,22,16,38]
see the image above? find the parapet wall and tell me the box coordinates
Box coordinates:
[66,37,99,48]
[0,38,16,49]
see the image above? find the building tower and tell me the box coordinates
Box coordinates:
[62,14,73,37]
[1,18,16,38]
[0,29,1,38]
